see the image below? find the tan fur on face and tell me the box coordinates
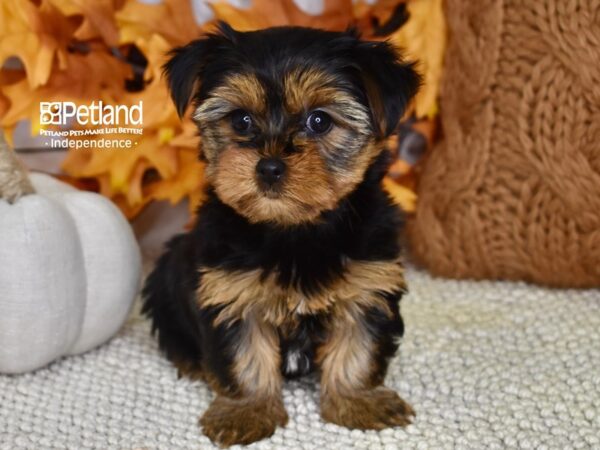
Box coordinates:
[283,68,381,199]
[194,66,388,225]
[284,68,370,133]
[197,258,405,327]
[208,145,339,225]
[194,73,266,123]
[195,73,266,162]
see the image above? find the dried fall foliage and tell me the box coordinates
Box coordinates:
[0,0,445,218]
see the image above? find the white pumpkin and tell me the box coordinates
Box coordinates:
[0,172,142,373]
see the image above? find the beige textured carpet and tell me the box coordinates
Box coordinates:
[1,267,599,449]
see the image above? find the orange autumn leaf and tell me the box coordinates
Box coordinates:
[0,0,78,88]
[383,176,416,212]
[116,0,201,46]
[361,0,405,24]
[0,87,8,122]
[388,158,412,178]
[120,34,180,131]
[1,49,131,135]
[145,147,206,213]
[353,0,409,36]
[63,135,177,193]
[47,0,123,46]
[107,146,206,219]
[389,0,446,118]
[122,157,150,206]
[168,119,200,149]
[108,183,150,218]
[210,0,356,32]
[210,0,410,37]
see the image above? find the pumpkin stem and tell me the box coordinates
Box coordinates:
[0,131,35,203]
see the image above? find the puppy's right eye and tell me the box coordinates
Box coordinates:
[230,109,253,133]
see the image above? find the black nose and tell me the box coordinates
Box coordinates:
[256,158,286,186]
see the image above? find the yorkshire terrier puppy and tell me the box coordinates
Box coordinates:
[143,22,419,447]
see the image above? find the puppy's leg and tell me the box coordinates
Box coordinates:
[318,299,414,430]
[200,310,288,447]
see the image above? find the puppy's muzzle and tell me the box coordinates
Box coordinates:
[257,158,286,189]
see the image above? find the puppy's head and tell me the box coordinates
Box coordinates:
[165,23,419,226]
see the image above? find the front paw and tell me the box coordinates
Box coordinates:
[200,395,288,447]
[321,387,415,430]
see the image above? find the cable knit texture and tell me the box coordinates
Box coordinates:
[407,0,600,287]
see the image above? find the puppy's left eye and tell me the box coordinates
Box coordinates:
[306,110,332,135]
[230,109,253,133]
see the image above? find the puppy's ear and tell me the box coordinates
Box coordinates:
[163,22,237,117]
[353,41,420,137]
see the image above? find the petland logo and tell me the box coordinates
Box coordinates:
[40,101,143,126]
[39,101,143,150]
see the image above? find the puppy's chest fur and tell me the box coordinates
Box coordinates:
[197,256,405,379]
[196,256,405,327]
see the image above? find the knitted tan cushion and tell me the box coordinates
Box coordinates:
[407,0,600,288]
